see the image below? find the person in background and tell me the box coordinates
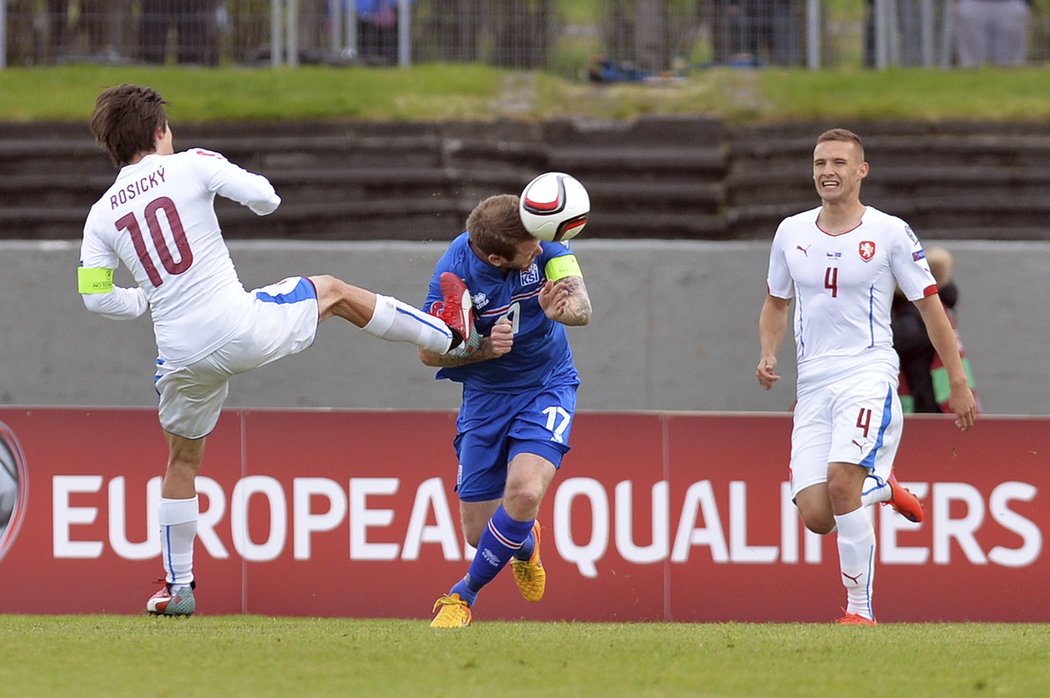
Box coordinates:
[80,83,477,616]
[356,0,402,65]
[893,246,979,413]
[756,128,977,625]
[419,193,591,628]
[140,0,217,65]
[954,0,1032,67]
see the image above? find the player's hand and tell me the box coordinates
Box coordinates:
[949,384,978,432]
[488,318,514,358]
[538,279,570,319]
[756,356,780,391]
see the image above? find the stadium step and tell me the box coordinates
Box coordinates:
[3,118,1050,242]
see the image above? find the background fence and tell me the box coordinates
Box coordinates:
[3,1,1050,74]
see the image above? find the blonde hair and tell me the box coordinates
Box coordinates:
[816,128,864,160]
[925,247,954,286]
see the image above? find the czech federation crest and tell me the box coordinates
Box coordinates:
[858,240,876,262]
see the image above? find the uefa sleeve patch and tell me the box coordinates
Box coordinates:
[545,254,582,281]
[78,266,114,294]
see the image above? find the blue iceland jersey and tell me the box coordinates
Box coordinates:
[423,233,581,393]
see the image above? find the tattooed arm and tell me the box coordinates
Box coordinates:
[418,318,514,368]
[539,276,592,327]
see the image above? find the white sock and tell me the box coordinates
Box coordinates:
[362,294,452,354]
[159,496,198,587]
[834,507,876,619]
[860,474,892,506]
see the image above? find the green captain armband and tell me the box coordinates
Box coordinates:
[78,266,114,294]
[545,254,582,282]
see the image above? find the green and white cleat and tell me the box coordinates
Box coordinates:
[147,580,196,617]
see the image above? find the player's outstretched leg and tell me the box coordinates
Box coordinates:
[511,520,546,602]
[430,593,473,628]
[147,580,196,617]
[883,472,925,523]
[313,274,471,355]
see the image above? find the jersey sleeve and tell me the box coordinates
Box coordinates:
[193,148,281,216]
[78,211,149,320]
[543,242,582,281]
[766,223,794,299]
[422,245,457,314]
[891,223,938,302]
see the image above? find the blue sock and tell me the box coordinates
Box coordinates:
[515,530,536,562]
[450,505,534,606]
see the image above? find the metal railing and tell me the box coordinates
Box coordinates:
[1,1,1046,73]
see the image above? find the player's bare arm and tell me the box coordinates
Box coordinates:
[539,277,591,326]
[757,294,791,390]
[914,295,978,431]
[419,318,514,367]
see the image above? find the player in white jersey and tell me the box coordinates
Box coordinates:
[756,128,977,625]
[79,84,477,616]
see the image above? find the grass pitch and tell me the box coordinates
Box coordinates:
[0,616,1046,697]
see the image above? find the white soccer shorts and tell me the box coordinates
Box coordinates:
[788,371,903,499]
[156,277,319,439]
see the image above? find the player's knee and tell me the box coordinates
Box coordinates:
[796,502,835,534]
[309,274,338,301]
[802,514,836,535]
[826,478,860,513]
[503,486,543,519]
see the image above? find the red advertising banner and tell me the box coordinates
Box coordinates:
[0,408,1045,622]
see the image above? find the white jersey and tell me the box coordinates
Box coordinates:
[80,149,281,365]
[766,205,937,389]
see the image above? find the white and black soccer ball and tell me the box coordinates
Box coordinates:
[519,172,589,242]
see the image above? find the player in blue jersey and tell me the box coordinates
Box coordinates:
[419,193,592,628]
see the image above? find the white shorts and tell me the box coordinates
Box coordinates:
[789,372,903,499]
[156,277,319,439]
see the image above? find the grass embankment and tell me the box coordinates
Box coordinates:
[3,64,1050,124]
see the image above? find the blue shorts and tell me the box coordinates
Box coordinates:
[453,383,577,502]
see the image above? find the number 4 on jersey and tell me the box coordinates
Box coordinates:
[824,266,839,297]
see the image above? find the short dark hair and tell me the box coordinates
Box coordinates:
[90,84,168,168]
[466,194,532,259]
[816,128,864,160]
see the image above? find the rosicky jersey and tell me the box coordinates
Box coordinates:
[424,233,581,393]
[80,149,280,365]
[766,205,937,388]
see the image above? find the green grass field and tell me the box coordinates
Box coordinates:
[6,64,1050,125]
[0,616,1046,697]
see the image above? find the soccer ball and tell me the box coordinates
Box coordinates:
[519,172,589,242]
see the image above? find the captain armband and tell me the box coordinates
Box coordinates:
[545,254,582,282]
[78,266,114,294]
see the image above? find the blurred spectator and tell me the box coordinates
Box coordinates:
[712,0,803,67]
[892,247,979,413]
[865,0,944,67]
[356,0,400,65]
[5,0,56,65]
[140,0,217,65]
[954,0,1032,67]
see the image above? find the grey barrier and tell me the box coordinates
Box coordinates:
[2,239,1045,416]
